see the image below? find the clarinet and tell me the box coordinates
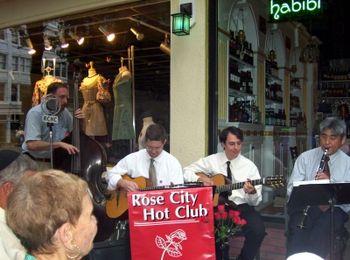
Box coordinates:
[297,148,328,229]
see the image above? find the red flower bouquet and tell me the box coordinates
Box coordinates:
[214,204,247,248]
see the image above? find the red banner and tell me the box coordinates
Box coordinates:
[128,186,215,260]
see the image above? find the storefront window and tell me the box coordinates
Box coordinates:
[12,56,18,71]
[0,83,4,100]
[0,53,6,69]
[10,29,19,45]
[0,0,171,160]
[0,30,5,40]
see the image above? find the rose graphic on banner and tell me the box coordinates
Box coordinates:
[155,229,187,259]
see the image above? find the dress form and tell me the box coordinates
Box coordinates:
[31,75,62,106]
[138,116,155,150]
[112,65,134,140]
[110,65,134,160]
[80,61,108,138]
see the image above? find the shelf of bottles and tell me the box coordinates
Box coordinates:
[320,80,350,98]
[264,60,286,126]
[290,77,301,108]
[265,61,283,104]
[228,91,260,124]
[228,30,258,124]
[229,30,254,66]
[289,77,302,127]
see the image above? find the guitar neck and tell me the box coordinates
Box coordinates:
[140,186,164,191]
[215,179,262,193]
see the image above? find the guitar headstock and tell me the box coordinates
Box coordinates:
[262,175,285,188]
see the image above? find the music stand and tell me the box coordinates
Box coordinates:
[288,182,350,260]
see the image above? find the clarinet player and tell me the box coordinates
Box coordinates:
[286,117,350,258]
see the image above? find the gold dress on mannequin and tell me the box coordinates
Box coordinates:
[31,75,62,106]
[80,69,108,137]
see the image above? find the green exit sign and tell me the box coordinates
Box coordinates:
[270,0,323,22]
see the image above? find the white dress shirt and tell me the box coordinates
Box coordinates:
[287,147,350,213]
[0,207,26,260]
[106,149,184,190]
[183,152,262,206]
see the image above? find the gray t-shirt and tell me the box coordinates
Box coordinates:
[22,104,73,159]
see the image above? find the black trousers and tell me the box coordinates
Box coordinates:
[231,203,266,260]
[286,205,348,258]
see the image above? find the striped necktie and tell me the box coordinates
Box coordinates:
[149,158,157,186]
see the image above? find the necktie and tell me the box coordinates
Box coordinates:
[149,158,157,186]
[225,161,232,198]
[323,155,330,178]
[319,155,330,211]
[226,161,232,180]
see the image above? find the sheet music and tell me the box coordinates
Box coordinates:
[293,179,330,187]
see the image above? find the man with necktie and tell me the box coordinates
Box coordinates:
[106,123,183,192]
[286,117,350,259]
[183,126,265,260]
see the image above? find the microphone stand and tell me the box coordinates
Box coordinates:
[329,196,335,260]
[48,122,54,168]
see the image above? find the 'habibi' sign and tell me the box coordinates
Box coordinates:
[270,0,323,22]
[128,187,215,260]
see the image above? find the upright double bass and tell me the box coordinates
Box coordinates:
[53,67,113,241]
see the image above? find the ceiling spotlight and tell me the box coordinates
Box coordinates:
[58,29,69,49]
[25,38,36,55]
[130,27,144,41]
[98,26,115,42]
[43,35,52,51]
[19,25,36,55]
[68,31,84,45]
[160,34,170,55]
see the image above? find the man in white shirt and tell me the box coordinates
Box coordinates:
[0,150,37,260]
[286,117,350,258]
[183,126,265,260]
[107,123,183,192]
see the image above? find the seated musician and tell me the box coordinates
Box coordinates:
[286,117,350,259]
[183,126,266,260]
[106,123,184,193]
[22,82,84,169]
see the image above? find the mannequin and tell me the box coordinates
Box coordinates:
[80,61,108,140]
[112,65,134,140]
[138,112,155,150]
[31,75,62,106]
[111,64,134,159]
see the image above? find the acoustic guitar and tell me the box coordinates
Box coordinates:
[106,175,147,218]
[196,173,285,206]
[105,175,201,218]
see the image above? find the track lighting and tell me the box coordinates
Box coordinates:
[58,29,69,49]
[130,27,144,41]
[25,38,36,55]
[98,26,115,42]
[159,34,170,55]
[68,31,84,45]
[19,25,36,55]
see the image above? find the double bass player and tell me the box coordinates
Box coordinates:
[22,82,84,169]
[286,117,350,258]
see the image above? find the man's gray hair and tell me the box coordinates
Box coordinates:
[319,117,346,137]
[0,154,38,186]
